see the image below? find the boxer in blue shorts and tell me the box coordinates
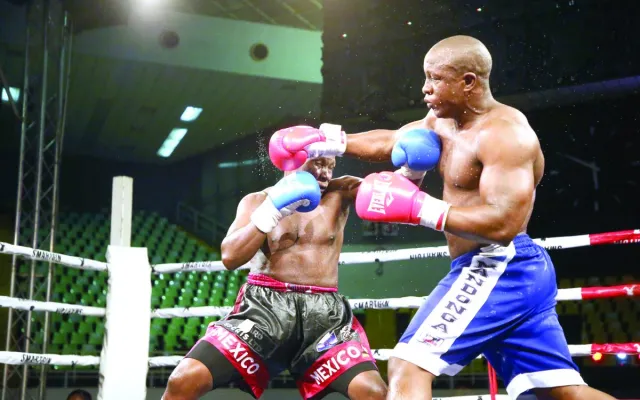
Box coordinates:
[268,35,616,399]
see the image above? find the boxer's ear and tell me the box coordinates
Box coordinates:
[463,73,477,91]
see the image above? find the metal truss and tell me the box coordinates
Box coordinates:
[2,0,71,399]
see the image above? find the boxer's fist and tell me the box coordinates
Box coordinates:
[251,172,321,233]
[269,171,321,214]
[392,129,441,180]
[268,124,346,171]
[355,171,450,231]
[355,172,424,225]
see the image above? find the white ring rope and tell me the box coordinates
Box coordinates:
[149,283,639,317]
[1,284,638,317]
[0,242,107,271]
[150,229,640,274]
[0,229,637,274]
[1,343,638,367]
[0,296,106,316]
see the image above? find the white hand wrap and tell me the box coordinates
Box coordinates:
[418,196,451,231]
[395,165,427,181]
[250,198,283,234]
[305,123,347,158]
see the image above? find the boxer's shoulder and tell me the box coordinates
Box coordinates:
[327,175,361,190]
[241,190,269,206]
[485,103,531,129]
[325,175,362,201]
[476,115,540,162]
[327,175,362,193]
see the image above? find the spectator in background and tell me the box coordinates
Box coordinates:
[66,389,92,400]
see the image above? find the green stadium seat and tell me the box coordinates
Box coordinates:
[164,335,179,352]
[81,344,97,355]
[51,332,68,345]
[62,343,77,355]
[161,296,176,308]
[48,210,228,354]
[71,333,86,345]
[89,332,103,346]
[78,321,93,335]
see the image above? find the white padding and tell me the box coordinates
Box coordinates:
[506,369,586,400]
[98,246,151,400]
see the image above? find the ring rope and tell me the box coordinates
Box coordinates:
[0,295,106,316]
[0,242,107,271]
[150,228,640,274]
[0,229,637,274]
[1,284,637,318]
[1,343,638,367]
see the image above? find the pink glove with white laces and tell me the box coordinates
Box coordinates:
[268,124,346,171]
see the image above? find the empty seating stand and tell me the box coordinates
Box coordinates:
[17,210,247,371]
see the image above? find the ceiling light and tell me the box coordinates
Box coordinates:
[157,128,188,158]
[1,87,20,103]
[180,106,203,122]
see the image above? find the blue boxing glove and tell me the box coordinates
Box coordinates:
[391,128,442,180]
[250,171,321,233]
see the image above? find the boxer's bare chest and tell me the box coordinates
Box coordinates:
[433,119,483,204]
[265,192,347,253]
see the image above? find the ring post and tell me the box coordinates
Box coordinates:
[110,176,133,247]
[98,177,151,400]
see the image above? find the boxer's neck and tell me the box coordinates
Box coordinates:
[455,92,496,129]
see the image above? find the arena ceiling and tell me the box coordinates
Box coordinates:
[1,0,637,165]
[0,0,324,164]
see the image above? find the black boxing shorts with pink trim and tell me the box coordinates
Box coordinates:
[185,273,377,399]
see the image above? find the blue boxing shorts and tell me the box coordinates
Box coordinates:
[392,234,587,399]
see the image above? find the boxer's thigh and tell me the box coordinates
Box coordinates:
[187,285,296,398]
[483,308,586,400]
[291,293,381,400]
[164,356,214,399]
[391,254,529,377]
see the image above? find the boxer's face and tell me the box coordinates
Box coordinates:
[422,51,466,118]
[298,156,335,193]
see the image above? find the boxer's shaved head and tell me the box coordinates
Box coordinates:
[425,35,492,84]
[421,35,495,119]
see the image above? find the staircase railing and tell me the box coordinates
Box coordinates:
[176,202,228,245]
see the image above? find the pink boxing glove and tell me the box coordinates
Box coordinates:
[268,124,346,171]
[355,171,451,231]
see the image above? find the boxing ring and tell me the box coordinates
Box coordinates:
[0,187,639,399]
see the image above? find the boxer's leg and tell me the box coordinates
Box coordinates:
[163,283,288,400]
[534,385,617,400]
[484,308,615,400]
[292,294,386,400]
[345,369,388,400]
[387,357,435,400]
[387,238,530,399]
[481,244,617,400]
[163,342,237,400]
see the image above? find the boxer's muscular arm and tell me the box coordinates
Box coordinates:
[444,121,538,246]
[326,175,363,202]
[220,192,269,270]
[344,117,430,162]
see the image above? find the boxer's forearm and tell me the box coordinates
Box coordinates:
[444,205,522,246]
[221,225,267,270]
[345,130,396,162]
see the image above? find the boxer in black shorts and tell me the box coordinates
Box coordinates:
[162,141,387,400]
